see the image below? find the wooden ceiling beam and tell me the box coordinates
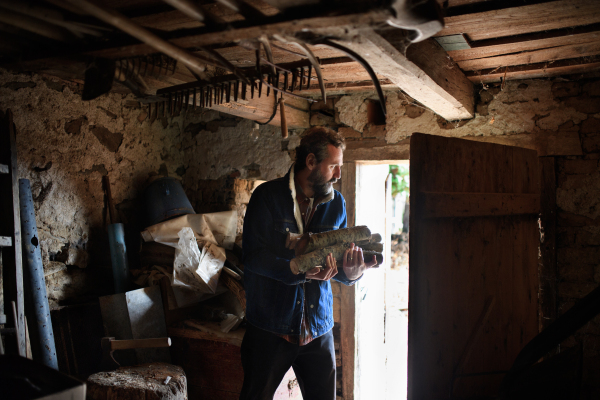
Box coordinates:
[465,56,600,83]
[86,10,392,59]
[328,29,473,120]
[457,38,600,71]
[437,0,600,41]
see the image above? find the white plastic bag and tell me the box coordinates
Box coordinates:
[172,227,226,296]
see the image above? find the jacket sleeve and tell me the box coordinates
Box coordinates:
[331,195,363,286]
[242,184,307,285]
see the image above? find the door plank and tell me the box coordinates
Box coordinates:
[421,192,540,218]
[408,133,540,399]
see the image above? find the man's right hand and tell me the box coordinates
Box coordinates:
[305,252,338,281]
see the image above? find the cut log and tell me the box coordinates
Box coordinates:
[357,233,383,245]
[87,363,187,400]
[290,242,382,274]
[302,226,371,254]
[357,242,383,253]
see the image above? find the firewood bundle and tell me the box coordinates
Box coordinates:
[287,226,383,275]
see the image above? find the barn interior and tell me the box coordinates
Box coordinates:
[1,0,600,399]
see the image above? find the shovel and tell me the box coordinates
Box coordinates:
[103,176,129,294]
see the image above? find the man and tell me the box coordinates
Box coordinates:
[240,126,377,400]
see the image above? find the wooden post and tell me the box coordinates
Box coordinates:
[539,157,557,340]
[340,162,357,400]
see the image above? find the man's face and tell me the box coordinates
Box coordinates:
[308,144,343,197]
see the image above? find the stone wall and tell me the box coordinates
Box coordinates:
[1,69,188,305]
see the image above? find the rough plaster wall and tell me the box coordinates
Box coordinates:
[335,81,589,142]
[0,68,186,305]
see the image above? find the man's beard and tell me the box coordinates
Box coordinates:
[308,168,337,198]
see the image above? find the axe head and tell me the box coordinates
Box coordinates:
[100,337,120,371]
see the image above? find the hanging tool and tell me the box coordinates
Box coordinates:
[279,98,288,139]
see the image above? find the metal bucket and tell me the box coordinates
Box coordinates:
[143,177,195,227]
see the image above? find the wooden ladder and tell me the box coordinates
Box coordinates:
[0,109,26,356]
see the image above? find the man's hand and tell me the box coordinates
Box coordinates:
[343,243,378,281]
[306,253,338,281]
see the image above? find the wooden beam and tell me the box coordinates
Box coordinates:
[437,0,600,41]
[340,162,357,400]
[87,11,393,59]
[539,157,557,338]
[457,40,600,71]
[204,86,310,128]
[448,29,600,62]
[420,192,540,218]
[465,57,600,83]
[331,30,473,121]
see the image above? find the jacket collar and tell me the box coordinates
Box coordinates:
[288,163,335,234]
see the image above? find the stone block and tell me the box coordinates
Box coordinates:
[476,103,489,116]
[560,159,598,174]
[405,104,426,119]
[582,133,600,154]
[552,81,580,99]
[310,112,335,126]
[559,281,598,299]
[557,173,590,190]
[576,226,600,246]
[558,211,593,227]
[362,124,386,139]
[311,98,335,111]
[564,96,600,115]
[556,227,576,247]
[338,126,361,138]
[479,90,494,104]
[582,80,600,97]
[558,247,600,266]
[90,126,123,152]
[581,117,600,134]
[558,262,594,282]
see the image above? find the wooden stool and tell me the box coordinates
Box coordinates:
[87,363,187,400]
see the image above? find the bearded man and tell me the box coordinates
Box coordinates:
[240,126,377,400]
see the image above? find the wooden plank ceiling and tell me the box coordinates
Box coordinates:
[0,0,599,122]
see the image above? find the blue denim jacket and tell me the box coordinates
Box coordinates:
[242,167,359,337]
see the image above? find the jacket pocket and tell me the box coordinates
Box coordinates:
[274,219,299,235]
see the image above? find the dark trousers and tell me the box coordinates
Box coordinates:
[239,323,337,400]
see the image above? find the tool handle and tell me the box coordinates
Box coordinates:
[279,98,288,139]
[102,175,119,224]
[110,337,171,350]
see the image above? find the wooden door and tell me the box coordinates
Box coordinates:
[408,133,540,399]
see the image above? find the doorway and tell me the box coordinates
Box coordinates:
[355,161,409,400]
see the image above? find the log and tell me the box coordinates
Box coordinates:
[87,363,187,400]
[302,226,371,255]
[358,242,383,253]
[290,242,382,274]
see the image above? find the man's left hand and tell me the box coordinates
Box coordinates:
[343,243,378,281]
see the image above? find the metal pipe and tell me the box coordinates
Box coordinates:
[19,179,58,369]
[108,223,130,294]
